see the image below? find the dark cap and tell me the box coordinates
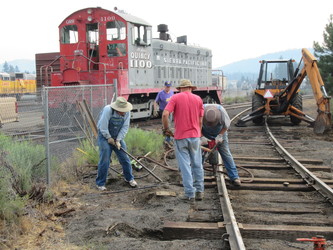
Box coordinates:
[164,81,171,87]
[203,106,221,127]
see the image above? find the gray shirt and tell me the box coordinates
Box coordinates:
[202,104,230,140]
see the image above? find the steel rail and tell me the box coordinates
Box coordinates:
[265,118,333,205]
[213,105,252,249]
[216,164,246,250]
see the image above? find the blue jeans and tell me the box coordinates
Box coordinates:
[96,132,134,186]
[217,132,239,181]
[174,137,204,198]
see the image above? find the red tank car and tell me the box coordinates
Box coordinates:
[37,7,223,119]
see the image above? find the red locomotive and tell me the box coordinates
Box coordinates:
[36,7,223,119]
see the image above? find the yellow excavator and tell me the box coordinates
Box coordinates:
[235,48,332,134]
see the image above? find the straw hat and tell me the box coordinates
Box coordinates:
[111,97,133,112]
[176,79,197,90]
[203,106,221,127]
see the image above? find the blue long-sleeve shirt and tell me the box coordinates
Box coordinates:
[97,105,130,141]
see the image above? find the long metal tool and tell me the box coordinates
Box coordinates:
[120,147,163,182]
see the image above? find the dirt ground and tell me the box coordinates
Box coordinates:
[2,97,333,249]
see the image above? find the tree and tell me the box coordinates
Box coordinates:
[2,61,9,73]
[313,14,333,95]
[9,65,15,73]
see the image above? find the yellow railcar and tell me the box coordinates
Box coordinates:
[0,72,37,97]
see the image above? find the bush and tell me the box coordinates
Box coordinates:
[0,134,46,222]
[125,127,164,158]
[75,128,164,167]
[0,168,25,222]
[223,96,250,104]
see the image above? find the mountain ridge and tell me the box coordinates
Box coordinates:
[218,48,313,80]
[1,48,313,78]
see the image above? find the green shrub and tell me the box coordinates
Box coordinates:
[125,127,164,158]
[223,96,250,104]
[0,134,46,222]
[75,128,164,166]
[77,139,99,165]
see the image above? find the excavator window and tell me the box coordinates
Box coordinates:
[258,60,293,89]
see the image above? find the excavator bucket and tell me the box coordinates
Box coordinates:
[313,112,332,134]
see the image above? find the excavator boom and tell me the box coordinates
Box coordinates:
[301,48,331,134]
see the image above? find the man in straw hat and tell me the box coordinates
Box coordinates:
[96,96,137,190]
[202,104,241,186]
[162,79,205,202]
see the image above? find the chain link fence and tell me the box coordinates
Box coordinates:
[43,84,115,184]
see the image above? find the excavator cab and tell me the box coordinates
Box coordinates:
[235,49,332,134]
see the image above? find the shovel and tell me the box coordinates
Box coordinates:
[313,111,332,134]
[120,147,163,182]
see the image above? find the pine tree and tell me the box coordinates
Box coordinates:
[2,61,9,73]
[313,14,333,95]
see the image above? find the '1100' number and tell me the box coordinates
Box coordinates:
[100,16,116,22]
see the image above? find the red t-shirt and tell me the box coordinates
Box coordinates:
[165,91,204,139]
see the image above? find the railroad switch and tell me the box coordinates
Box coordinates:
[297,235,327,250]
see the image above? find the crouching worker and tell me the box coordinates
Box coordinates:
[202,104,241,186]
[96,97,138,191]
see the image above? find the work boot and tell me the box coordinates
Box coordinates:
[125,179,137,188]
[232,178,241,186]
[179,195,195,203]
[96,185,107,191]
[195,192,204,201]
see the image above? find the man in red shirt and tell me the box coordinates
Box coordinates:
[162,79,205,202]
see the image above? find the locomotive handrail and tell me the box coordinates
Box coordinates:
[39,55,61,86]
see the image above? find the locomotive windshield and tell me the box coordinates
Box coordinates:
[106,20,126,40]
[132,24,151,46]
[87,23,99,44]
[61,25,78,44]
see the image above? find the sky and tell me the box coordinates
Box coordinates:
[1,0,333,68]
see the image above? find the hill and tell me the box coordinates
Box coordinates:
[0,48,313,77]
[217,48,314,81]
[0,59,36,73]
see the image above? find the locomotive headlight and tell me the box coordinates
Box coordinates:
[87,16,93,22]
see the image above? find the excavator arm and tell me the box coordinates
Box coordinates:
[282,48,331,134]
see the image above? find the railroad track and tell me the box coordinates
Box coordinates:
[163,105,333,249]
[4,98,333,248]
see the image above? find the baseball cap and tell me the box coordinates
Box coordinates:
[164,81,171,87]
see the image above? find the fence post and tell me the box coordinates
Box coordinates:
[113,79,118,100]
[42,86,51,185]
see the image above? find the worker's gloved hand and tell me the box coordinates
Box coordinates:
[216,134,224,144]
[153,110,159,117]
[162,128,174,137]
[108,138,115,145]
[200,136,209,145]
[115,140,121,150]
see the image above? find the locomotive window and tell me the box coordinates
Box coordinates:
[107,43,126,57]
[61,25,78,44]
[132,24,151,46]
[107,21,126,40]
[87,23,99,44]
